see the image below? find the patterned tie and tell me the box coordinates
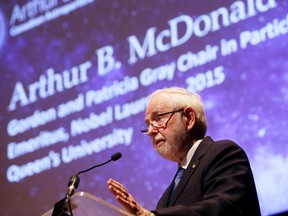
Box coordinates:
[173,167,185,192]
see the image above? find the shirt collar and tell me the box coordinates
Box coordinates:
[180,139,202,169]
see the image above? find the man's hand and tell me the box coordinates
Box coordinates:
[107,178,152,216]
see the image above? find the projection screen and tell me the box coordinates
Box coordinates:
[0,0,287,215]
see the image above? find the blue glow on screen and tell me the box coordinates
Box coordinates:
[0,0,287,215]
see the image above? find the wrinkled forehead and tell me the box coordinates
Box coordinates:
[145,93,173,116]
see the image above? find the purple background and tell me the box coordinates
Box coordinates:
[0,1,288,215]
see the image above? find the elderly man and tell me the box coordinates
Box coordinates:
[107,87,261,216]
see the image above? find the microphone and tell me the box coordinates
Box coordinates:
[60,152,122,214]
[77,152,122,175]
[111,152,122,161]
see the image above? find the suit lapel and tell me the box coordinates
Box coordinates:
[160,182,174,208]
[168,136,214,206]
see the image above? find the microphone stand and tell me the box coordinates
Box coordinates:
[51,174,80,216]
[62,174,80,214]
[51,153,122,216]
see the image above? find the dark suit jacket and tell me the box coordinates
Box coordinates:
[154,136,261,216]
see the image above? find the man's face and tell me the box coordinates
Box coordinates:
[145,94,189,163]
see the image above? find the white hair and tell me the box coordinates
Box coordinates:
[150,87,207,139]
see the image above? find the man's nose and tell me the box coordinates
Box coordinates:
[147,124,158,136]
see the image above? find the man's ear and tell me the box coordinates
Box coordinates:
[183,107,195,130]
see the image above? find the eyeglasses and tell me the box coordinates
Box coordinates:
[140,108,185,135]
